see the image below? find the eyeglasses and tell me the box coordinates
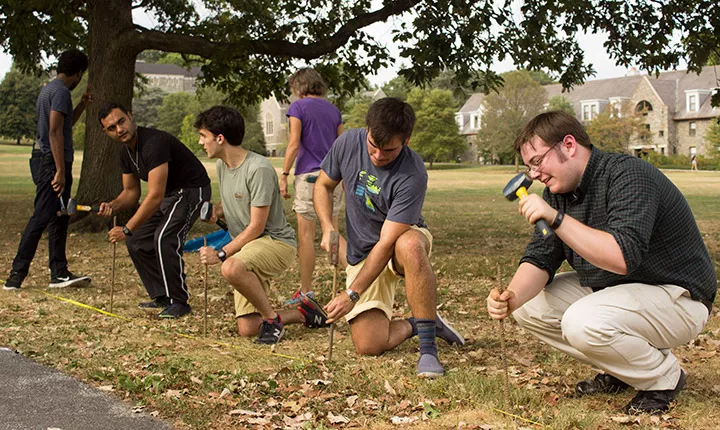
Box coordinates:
[525,141,562,174]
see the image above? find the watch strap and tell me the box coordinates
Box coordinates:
[121,226,133,236]
[551,211,565,229]
[217,249,227,262]
[345,288,360,302]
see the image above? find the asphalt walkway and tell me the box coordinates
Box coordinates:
[0,347,172,430]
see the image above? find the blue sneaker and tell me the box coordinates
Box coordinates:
[435,313,465,346]
[417,354,444,378]
[285,289,315,305]
[256,316,285,344]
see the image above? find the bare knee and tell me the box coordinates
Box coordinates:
[353,342,386,356]
[236,315,260,337]
[221,258,246,283]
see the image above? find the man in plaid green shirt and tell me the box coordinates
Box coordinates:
[487,111,716,415]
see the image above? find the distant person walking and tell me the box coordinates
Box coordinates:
[4,49,93,291]
[691,154,698,171]
[279,68,347,305]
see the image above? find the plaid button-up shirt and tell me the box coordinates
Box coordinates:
[521,146,716,312]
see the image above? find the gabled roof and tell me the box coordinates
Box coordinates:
[135,62,202,78]
[459,93,484,112]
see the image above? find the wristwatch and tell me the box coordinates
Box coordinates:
[281,171,290,176]
[217,249,227,262]
[345,288,360,303]
[121,226,133,236]
[551,211,565,229]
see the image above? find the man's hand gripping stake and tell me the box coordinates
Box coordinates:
[328,231,340,361]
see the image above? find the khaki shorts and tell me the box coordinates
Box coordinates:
[344,226,433,322]
[231,235,297,317]
[293,171,343,220]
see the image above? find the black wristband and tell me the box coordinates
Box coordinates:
[121,226,133,236]
[282,171,290,176]
[551,211,564,229]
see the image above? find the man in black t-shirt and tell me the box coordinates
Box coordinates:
[97,102,211,318]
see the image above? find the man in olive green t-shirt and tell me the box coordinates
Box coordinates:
[196,106,330,345]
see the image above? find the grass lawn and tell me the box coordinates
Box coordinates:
[0,143,718,429]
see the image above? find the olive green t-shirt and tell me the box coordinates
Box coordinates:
[217,152,296,247]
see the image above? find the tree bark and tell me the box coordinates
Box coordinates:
[73,0,138,231]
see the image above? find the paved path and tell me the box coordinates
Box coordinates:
[0,347,173,430]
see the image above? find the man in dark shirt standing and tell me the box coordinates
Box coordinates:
[97,102,211,318]
[487,111,716,414]
[4,49,92,291]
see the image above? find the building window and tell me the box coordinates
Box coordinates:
[689,122,696,137]
[658,130,664,137]
[661,147,665,155]
[473,114,480,129]
[645,124,651,131]
[688,94,697,112]
[582,104,597,121]
[636,100,653,116]
[265,114,274,136]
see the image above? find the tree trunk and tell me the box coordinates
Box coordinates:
[73,0,138,231]
[16,137,21,145]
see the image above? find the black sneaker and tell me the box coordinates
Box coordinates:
[138,297,172,309]
[158,302,191,319]
[576,373,631,396]
[298,294,330,328]
[3,272,23,291]
[624,370,686,415]
[256,316,285,344]
[49,270,91,289]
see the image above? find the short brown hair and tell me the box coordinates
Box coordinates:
[514,110,591,153]
[288,68,327,97]
[365,98,415,147]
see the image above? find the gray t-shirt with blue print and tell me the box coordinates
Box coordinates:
[320,128,427,265]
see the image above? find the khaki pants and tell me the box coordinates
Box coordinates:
[230,235,296,317]
[293,171,343,220]
[513,272,709,391]
[344,226,433,322]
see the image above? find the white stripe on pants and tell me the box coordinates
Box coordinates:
[513,272,709,391]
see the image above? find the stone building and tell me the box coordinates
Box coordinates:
[458,67,720,157]
[135,62,201,94]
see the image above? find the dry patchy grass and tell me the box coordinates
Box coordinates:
[0,145,719,429]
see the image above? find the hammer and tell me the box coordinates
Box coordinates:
[59,198,100,216]
[200,201,228,231]
[503,173,554,241]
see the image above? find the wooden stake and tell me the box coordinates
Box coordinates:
[110,216,117,314]
[203,237,208,337]
[497,264,510,410]
[328,231,339,361]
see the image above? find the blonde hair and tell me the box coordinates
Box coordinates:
[288,68,327,97]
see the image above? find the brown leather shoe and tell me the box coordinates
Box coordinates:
[624,370,686,415]
[576,373,631,396]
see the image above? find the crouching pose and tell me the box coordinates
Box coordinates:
[487,111,716,414]
[314,98,465,378]
[196,106,328,344]
[98,103,211,318]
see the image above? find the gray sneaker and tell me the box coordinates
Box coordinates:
[435,313,465,346]
[417,354,445,378]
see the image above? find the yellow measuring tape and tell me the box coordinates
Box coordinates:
[40,291,307,363]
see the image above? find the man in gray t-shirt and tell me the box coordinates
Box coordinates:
[4,49,93,291]
[195,106,330,345]
[315,98,464,378]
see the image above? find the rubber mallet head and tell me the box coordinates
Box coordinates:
[503,173,554,241]
[200,201,228,231]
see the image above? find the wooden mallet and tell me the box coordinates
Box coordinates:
[328,231,340,361]
[110,216,117,313]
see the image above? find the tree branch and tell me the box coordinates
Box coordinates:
[125,0,421,59]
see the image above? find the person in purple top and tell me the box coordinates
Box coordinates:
[279,68,347,305]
